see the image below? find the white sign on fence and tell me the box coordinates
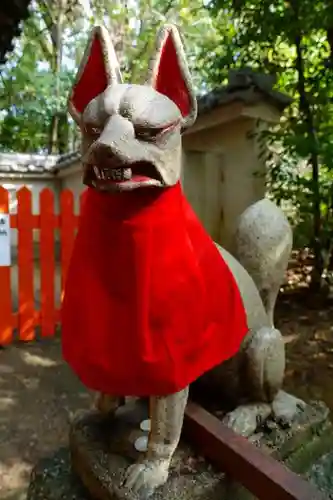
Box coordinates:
[0,214,11,266]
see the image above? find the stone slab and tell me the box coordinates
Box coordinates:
[219,400,333,500]
[307,451,333,498]
[247,400,333,470]
[27,400,226,500]
[27,399,333,500]
[68,402,226,500]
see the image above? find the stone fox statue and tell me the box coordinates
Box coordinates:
[62,24,298,498]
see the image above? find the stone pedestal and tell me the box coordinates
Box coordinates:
[27,400,333,500]
[28,400,226,500]
[222,400,333,500]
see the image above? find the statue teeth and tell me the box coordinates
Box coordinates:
[110,168,123,180]
[108,168,132,181]
[93,166,101,179]
[123,168,132,180]
[93,165,132,182]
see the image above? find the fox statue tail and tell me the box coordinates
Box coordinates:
[232,199,292,326]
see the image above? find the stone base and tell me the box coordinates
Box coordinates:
[219,399,333,500]
[68,401,226,500]
[27,399,333,500]
[307,452,333,497]
[28,400,226,500]
[247,400,333,472]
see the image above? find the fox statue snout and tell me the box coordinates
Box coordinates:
[68,25,197,192]
[81,89,182,191]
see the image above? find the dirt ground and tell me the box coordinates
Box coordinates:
[1,253,333,499]
[277,293,333,409]
[276,250,333,409]
[0,336,93,500]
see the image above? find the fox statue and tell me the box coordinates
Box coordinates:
[61,24,302,498]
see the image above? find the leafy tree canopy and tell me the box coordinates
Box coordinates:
[2,0,333,286]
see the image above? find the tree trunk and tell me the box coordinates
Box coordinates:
[291,0,323,290]
[48,0,65,154]
[58,112,69,153]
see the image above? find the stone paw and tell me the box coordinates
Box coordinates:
[272,390,306,427]
[222,403,271,437]
[122,459,169,498]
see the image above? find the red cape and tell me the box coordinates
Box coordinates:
[61,183,248,396]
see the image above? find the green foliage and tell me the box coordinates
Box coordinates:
[0,0,214,153]
[0,0,83,153]
[199,0,333,284]
[0,67,74,152]
[3,0,333,285]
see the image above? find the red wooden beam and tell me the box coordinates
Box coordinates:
[183,401,325,500]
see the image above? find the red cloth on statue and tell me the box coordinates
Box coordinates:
[61,182,248,396]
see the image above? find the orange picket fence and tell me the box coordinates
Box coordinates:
[0,186,83,345]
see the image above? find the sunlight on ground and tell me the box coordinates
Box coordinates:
[0,364,14,374]
[20,351,59,368]
[314,331,333,341]
[0,338,93,499]
[0,459,31,494]
[0,396,16,411]
[20,376,40,390]
[283,333,299,344]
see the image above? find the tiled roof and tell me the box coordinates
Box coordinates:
[54,151,81,170]
[0,153,59,175]
[197,68,292,116]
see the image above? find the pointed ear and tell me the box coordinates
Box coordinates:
[68,26,122,124]
[148,24,197,128]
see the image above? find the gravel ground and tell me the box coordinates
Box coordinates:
[0,336,93,500]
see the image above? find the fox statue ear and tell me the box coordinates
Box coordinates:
[68,26,122,125]
[148,24,197,129]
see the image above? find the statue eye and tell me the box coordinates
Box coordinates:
[135,121,179,142]
[135,127,162,142]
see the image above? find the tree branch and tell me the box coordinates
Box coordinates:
[26,17,53,61]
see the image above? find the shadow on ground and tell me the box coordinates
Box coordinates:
[276,290,333,412]
[0,335,93,500]
[2,284,333,499]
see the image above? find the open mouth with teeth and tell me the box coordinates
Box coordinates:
[83,161,164,191]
